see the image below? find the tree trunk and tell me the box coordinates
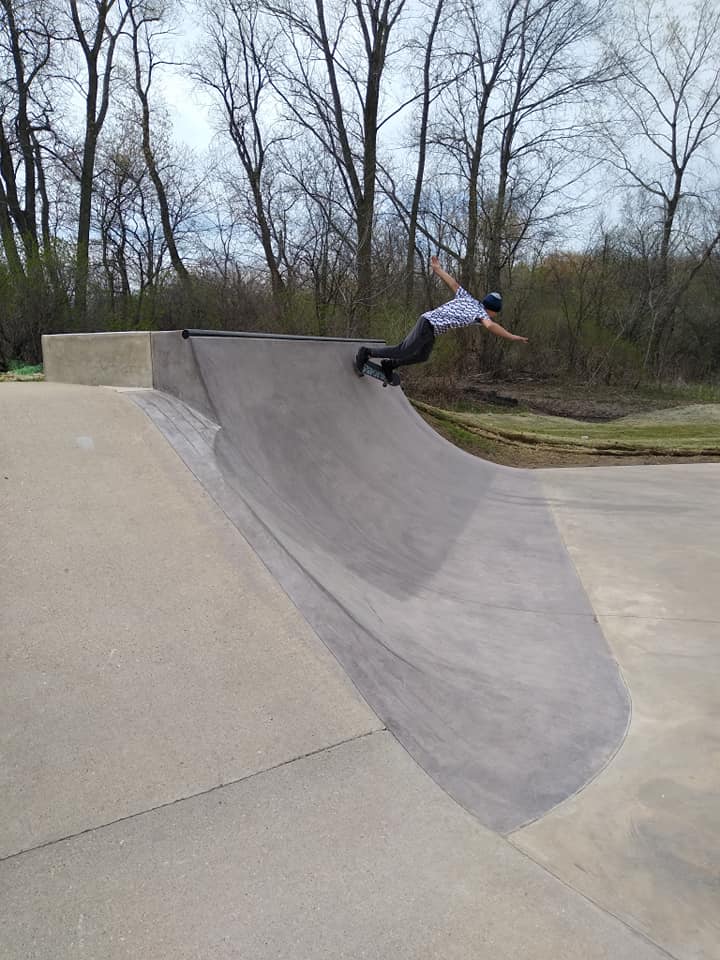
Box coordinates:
[70,0,126,322]
[129,4,190,285]
[404,0,444,307]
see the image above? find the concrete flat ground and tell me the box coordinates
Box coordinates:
[514,463,720,959]
[0,382,380,858]
[1,379,718,959]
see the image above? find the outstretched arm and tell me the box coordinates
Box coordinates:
[481,316,528,343]
[430,255,460,293]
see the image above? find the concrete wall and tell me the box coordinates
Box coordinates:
[42,332,153,388]
[150,331,217,420]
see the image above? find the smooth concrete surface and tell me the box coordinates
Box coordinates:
[1,378,674,960]
[151,330,217,420]
[3,357,718,960]
[0,382,380,857]
[512,465,720,959]
[140,333,631,835]
[42,332,153,387]
[1,732,670,960]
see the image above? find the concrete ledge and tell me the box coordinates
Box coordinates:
[42,332,153,387]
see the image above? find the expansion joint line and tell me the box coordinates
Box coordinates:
[0,728,384,864]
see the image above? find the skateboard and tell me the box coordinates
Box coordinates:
[355,359,400,387]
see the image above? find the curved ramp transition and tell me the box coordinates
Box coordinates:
[138,331,629,833]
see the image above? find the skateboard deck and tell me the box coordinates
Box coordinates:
[355,359,400,387]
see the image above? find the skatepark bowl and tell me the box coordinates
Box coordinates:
[1,329,718,960]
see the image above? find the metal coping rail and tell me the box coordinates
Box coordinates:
[181,329,385,343]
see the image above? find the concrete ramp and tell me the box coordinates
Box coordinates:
[138,331,629,833]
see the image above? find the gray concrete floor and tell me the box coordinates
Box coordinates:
[513,464,720,959]
[1,381,718,959]
[1,383,379,859]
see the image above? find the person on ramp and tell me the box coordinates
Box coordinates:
[354,256,528,382]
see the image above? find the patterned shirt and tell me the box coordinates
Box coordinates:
[422,286,489,335]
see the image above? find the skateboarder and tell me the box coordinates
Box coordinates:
[354,256,528,381]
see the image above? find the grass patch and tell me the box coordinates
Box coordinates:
[0,362,44,382]
[413,399,720,467]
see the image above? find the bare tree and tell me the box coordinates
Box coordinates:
[0,0,72,364]
[402,0,445,307]
[280,145,357,328]
[425,0,613,293]
[266,0,408,330]
[483,0,613,291]
[437,0,522,289]
[603,0,720,376]
[0,0,56,269]
[196,0,287,307]
[93,132,173,325]
[127,0,190,283]
[67,0,129,320]
[95,139,140,313]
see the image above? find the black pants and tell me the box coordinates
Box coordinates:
[368,316,435,368]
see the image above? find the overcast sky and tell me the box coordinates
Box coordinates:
[159,16,214,153]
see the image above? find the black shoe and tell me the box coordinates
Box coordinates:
[354,346,371,375]
[380,360,396,384]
